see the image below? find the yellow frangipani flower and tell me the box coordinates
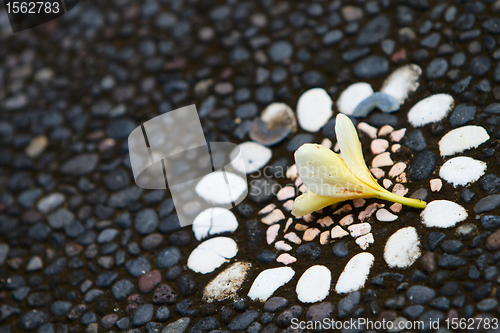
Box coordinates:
[291,113,426,217]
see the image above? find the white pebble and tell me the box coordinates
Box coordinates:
[203,262,252,302]
[355,233,374,250]
[439,156,486,187]
[381,64,422,105]
[195,171,247,205]
[379,125,394,137]
[335,252,374,294]
[439,126,490,157]
[376,208,398,222]
[297,88,333,132]
[348,223,371,238]
[384,227,421,269]
[390,128,406,142]
[261,209,285,225]
[407,94,454,127]
[337,83,374,115]
[296,265,331,303]
[192,208,239,241]
[230,142,272,174]
[187,237,238,274]
[421,200,467,228]
[248,267,295,301]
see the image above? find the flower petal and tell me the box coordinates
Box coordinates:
[294,144,374,198]
[335,113,377,187]
[291,191,344,217]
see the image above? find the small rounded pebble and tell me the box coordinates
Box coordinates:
[297,88,333,132]
[230,142,272,174]
[407,94,454,127]
[376,208,398,222]
[337,83,374,116]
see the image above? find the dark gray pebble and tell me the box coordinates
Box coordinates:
[177,275,196,296]
[468,56,491,77]
[175,299,197,316]
[157,247,181,269]
[337,291,360,319]
[426,58,448,80]
[276,306,303,327]
[461,189,475,203]
[135,209,158,236]
[353,55,389,78]
[49,301,72,318]
[480,174,500,194]
[406,286,436,304]
[155,306,170,322]
[473,283,492,300]
[405,130,427,152]
[356,15,391,46]
[332,242,348,258]
[418,310,445,333]
[402,305,424,320]
[263,298,289,313]
[295,243,322,260]
[409,150,436,180]
[132,304,154,327]
[438,254,466,268]
[474,194,500,214]
[440,240,464,254]
[111,280,135,301]
[18,310,49,331]
[248,179,278,204]
[60,154,98,176]
[286,134,314,152]
[256,250,277,263]
[449,104,476,127]
[125,256,151,277]
[228,310,259,331]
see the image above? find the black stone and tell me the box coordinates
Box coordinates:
[480,174,500,194]
[405,130,427,152]
[228,310,259,331]
[409,150,436,180]
[461,189,475,203]
[256,250,277,264]
[406,286,436,304]
[337,291,360,319]
[451,76,472,94]
[356,15,391,46]
[474,195,500,214]
[353,56,389,78]
[426,58,448,80]
[286,134,314,152]
[332,242,348,258]
[295,243,322,260]
[245,220,265,250]
[438,254,466,268]
[468,56,491,77]
[449,104,476,127]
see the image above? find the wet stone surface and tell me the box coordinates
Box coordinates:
[2,0,500,332]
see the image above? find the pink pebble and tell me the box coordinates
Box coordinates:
[299,184,307,193]
[358,203,384,222]
[334,204,352,215]
[389,162,407,178]
[321,138,332,148]
[286,165,298,180]
[276,253,297,265]
[372,152,394,168]
[317,216,334,227]
[284,217,293,232]
[390,203,402,213]
[339,214,354,227]
[294,177,303,187]
[392,183,408,196]
[302,214,314,222]
[371,139,389,155]
[383,179,393,189]
[352,198,366,208]
[303,228,320,241]
[320,231,330,245]
[370,167,385,179]
[357,122,378,139]
[331,225,349,239]
[295,223,308,231]
[277,186,295,201]
[334,142,340,152]
[266,224,280,245]
[275,241,292,251]
[390,128,406,142]
[138,271,162,294]
[430,179,443,192]
[391,144,401,153]
[284,232,302,244]
[395,172,407,183]
[283,200,294,212]
[378,125,394,136]
[259,204,276,215]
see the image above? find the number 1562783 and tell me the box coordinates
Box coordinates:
[6,1,60,14]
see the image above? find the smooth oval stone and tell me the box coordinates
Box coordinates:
[337,82,374,116]
[296,265,331,303]
[192,207,238,241]
[351,92,400,117]
[421,200,467,228]
[297,88,333,132]
[335,252,374,294]
[195,171,247,205]
[439,125,489,157]
[407,94,454,127]
[384,227,421,269]
[187,237,238,274]
[203,262,252,302]
[381,64,422,105]
[247,267,295,302]
[439,156,486,187]
[249,103,297,146]
[230,142,272,174]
